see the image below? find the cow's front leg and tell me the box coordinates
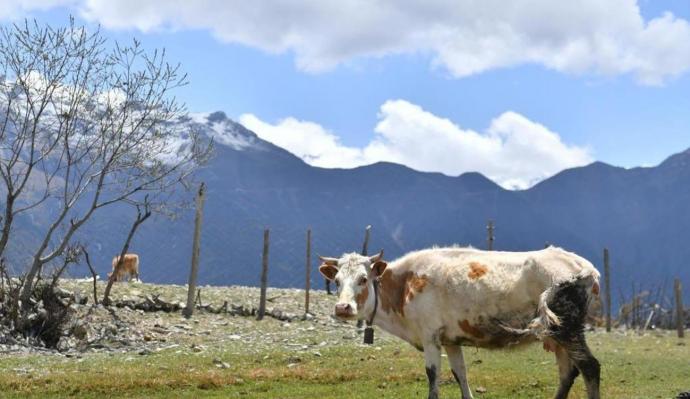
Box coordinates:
[423,342,442,399]
[445,345,474,399]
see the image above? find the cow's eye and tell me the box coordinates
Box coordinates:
[358,276,368,285]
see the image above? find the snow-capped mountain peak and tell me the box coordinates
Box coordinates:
[187,111,257,150]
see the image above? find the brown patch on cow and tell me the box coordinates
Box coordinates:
[379,269,406,316]
[459,320,485,339]
[404,274,428,303]
[592,282,600,295]
[355,285,369,309]
[467,262,488,280]
[379,270,429,317]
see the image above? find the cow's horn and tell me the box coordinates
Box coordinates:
[369,250,384,263]
[318,255,339,266]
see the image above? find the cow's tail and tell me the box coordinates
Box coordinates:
[528,271,600,338]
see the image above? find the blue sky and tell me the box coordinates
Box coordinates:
[2,0,690,188]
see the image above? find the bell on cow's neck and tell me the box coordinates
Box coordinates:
[363,326,374,344]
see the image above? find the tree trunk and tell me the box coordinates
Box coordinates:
[82,248,99,305]
[0,195,15,258]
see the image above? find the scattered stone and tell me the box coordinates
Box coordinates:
[190,344,205,353]
[212,358,230,369]
[71,322,89,340]
[286,356,302,364]
[12,367,33,374]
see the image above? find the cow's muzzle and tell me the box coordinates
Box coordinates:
[334,303,356,319]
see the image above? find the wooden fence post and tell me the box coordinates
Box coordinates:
[604,248,611,332]
[362,225,371,256]
[183,182,206,318]
[257,228,270,321]
[487,220,494,251]
[675,278,685,338]
[631,282,637,329]
[305,228,311,316]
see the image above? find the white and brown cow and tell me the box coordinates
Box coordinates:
[107,253,140,282]
[319,246,601,399]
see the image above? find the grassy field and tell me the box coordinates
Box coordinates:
[1,329,688,398]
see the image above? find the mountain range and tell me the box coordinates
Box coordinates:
[7,111,690,307]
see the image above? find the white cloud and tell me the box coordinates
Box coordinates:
[240,100,593,189]
[238,114,367,168]
[1,0,674,85]
[0,0,74,20]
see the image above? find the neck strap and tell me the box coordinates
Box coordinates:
[363,278,379,344]
[367,278,379,325]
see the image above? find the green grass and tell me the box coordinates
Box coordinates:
[0,331,688,398]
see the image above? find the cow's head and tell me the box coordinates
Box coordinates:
[319,251,387,320]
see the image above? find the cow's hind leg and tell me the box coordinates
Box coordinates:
[553,342,580,399]
[423,341,442,399]
[547,278,601,399]
[444,345,474,399]
[564,336,600,399]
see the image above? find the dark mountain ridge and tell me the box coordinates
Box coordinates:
[5,112,689,307]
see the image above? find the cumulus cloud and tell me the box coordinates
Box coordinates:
[238,114,366,168]
[0,0,675,84]
[0,0,74,20]
[240,100,592,189]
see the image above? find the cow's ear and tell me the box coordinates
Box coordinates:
[319,263,338,281]
[371,261,387,277]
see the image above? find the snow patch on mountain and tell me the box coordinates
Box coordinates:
[159,111,266,165]
[188,111,256,150]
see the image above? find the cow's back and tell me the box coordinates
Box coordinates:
[382,246,599,348]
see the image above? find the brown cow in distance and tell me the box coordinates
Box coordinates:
[108,253,140,282]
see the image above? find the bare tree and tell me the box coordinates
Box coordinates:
[49,243,83,291]
[80,245,99,305]
[0,19,210,315]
